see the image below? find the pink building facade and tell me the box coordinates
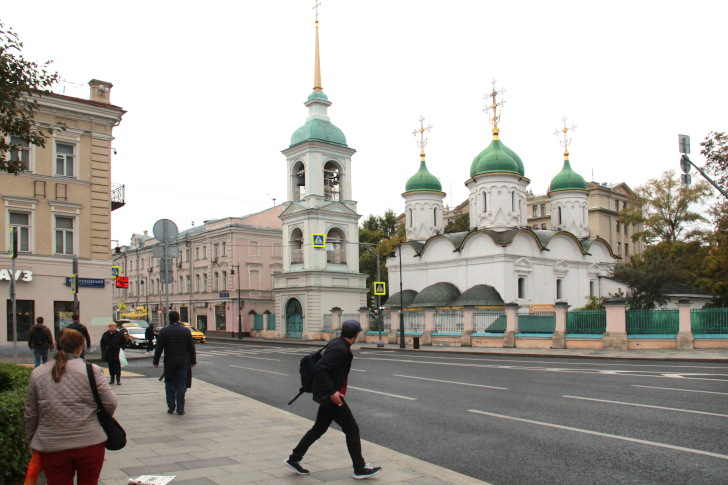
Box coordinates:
[112,206,284,336]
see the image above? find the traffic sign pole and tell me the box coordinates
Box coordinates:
[10,229,17,364]
[678,134,728,199]
[72,258,79,315]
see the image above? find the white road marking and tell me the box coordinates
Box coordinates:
[393,374,508,390]
[360,351,395,354]
[348,386,417,400]
[197,352,280,361]
[229,365,288,376]
[632,385,728,396]
[563,395,728,418]
[351,369,366,372]
[468,409,728,461]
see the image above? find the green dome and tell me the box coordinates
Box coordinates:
[471,138,523,178]
[290,119,347,148]
[307,91,329,102]
[549,158,587,193]
[405,159,443,193]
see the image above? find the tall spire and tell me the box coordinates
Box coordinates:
[313,1,323,92]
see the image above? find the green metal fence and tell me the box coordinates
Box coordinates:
[518,313,556,333]
[435,312,464,333]
[691,308,728,334]
[474,311,507,332]
[567,310,607,334]
[268,314,276,331]
[253,314,264,331]
[626,309,679,334]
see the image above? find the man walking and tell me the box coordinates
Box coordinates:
[145,323,155,355]
[66,314,91,359]
[27,317,53,368]
[153,311,196,415]
[285,320,382,480]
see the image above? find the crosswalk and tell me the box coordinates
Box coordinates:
[196,345,315,359]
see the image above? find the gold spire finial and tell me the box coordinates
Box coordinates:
[412,116,433,161]
[483,78,506,140]
[313,1,323,92]
[554,115,577,160]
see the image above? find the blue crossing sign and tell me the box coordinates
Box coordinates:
[312,233,326,248]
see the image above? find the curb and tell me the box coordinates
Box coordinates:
[357,346,728,363]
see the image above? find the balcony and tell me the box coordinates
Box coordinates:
[111,184,125,211]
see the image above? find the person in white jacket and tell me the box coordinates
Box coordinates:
[25,328,118,485]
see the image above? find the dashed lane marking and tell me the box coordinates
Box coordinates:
[468,409,728,460]
[229,365,288,376]
[563,395,728,418]
[348,386,417,400]
[631,385,728,396]
[351,369,366,372]
[393,374,508,390]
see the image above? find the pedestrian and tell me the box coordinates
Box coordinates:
[145,323,155,355]
[24,328,118,485]
[66,314,91,359]
[153,311,196,415]
[285,320,382,480]
[27,317,53,368]
[100,322,127,385]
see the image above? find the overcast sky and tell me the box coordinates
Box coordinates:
[5,0,725,244]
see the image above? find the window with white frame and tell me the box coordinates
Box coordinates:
[517,277,526,299]
[249,241,259,256]
[9,136,31,171]
[221,271,227,290]
[202,273,207,291]
[186,275,190,293]
[202,245,207,259]
[9,212,30,252]
[213,244,219,258]
[532,205,537,217]
[272,242,281,258]
[556,278,563,300]
[195,274,200,292]
[55,142,75,177]
[213,272,218,291]
[179,276,183,294]
[222,242,226,256]
[54,216,74,255]
[249,269,260,290]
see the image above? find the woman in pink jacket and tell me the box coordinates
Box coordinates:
[24,328,118,485]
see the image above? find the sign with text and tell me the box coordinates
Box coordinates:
[219,292,230,298]
[65,277,105,288]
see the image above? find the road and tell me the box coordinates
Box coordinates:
[123,341,728,485]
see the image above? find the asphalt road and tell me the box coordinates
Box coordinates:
[122,342,728,485]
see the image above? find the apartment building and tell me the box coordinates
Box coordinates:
[1,80,125,344]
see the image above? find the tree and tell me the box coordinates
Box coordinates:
[573,296,607,311]
[700,131,728,190]
[445,212,470,233]
[619,169,712,244]
[0,21,62,174]
[358,209,402,307]
[696,200,728,307]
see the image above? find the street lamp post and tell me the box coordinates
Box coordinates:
[140,277,149,323]
[389,245,405,349]
[355,242,384,348]
[231,265,242,339]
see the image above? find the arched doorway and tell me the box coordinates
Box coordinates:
[286,298,303,339]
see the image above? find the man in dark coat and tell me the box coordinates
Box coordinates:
[65,314,91,359]
[153,311,196,415]
[27,317,53,368]
[285,320,382,480]
[100,322,127,385]
[145,323,155,355]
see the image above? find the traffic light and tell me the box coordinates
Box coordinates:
[9,227,18,259]
[70,274,78,294]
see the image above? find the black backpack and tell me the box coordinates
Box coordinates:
[32,327,47,347]
[288,344,328,405]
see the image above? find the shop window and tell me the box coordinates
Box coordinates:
[54,301,75,335]
[6,299,34,341]
[215,305,226,330]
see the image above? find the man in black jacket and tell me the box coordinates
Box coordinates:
[65,314,91,359]
[153,311,196,415]
[285,320,382,480]
[145,323,155,355]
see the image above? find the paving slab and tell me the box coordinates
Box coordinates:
[102,378,489,485]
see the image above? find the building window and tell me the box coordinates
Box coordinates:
[556,279,563,300]
[195,247,199,260]
[558,207,562,225]
[483,192,487,212]
[249,241,259,256]
[272,242,282,258]
[624,225,628,237]
[178,276,183,294]
[533,205,537,217]
[533,225,538,229]
[9,136,31,171]
[623,201,627,211]
[409,208,413,227]
[517,277,526,299]
[249,270,260,290]
[54,216,74,255]
[213,243,219,258]
[222,271,227,290]
[616,222,620,233]
[433,207,437,226]
[202,245,207,259]
[186,276,190,293]
[195,274,200,292]
[215,305,226,330]
[541,223,546,229]
[511,191,516,212]
[625,243,629,256]
[617,242,621,254]
[213,272,218,291]
[222,242,226,256]
[55,142,75,177]
[615,200,620,212]
[541,204,546,216]
[9,212,30,252]
[589,281,595,297]
[202,273,207,291]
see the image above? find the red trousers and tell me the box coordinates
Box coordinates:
[39,442,105,485]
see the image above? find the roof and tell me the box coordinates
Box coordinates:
[452,284,504,306]
[470,137,525,178]
[383,290,418,309]
[410,282,461,307]
[549,158,587,193]
[404,159,443,193]
[660,283,713,298]
[36,90,125,111]
[290,119,347,148]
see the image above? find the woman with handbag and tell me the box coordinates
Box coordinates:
[100,323,127,385]
[24,328,118,485]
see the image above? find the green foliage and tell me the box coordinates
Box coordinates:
[619,169,712,244]
[0,21,64,175]
[697,201,728,307]
[700,131,728,189]
[359,209,403,307]
[445,212,470,233]
[573,296,606,311]
[0,363,33,484]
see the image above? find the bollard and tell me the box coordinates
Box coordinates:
[413,337,420,349]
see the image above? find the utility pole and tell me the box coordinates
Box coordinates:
[397,245,404,349]
[9,228,18,364]
[353,242,384,347]
[231,264,242,338]
[72,257,79,315]
[186,233,192,324]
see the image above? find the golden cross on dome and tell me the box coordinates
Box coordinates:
[554,115,577,157]
[412,116,433,158]
[313,0,321,21]
[483,78,506,137]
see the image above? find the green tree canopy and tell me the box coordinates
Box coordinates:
[696,200,728,307]
[701,131,728,190]
[359,209,402,307]
[445,212,470,233]
[0,21,62,174]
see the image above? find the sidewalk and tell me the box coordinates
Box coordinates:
[103,377,488,485]
[356,343,728,362]
[0,344,152,365]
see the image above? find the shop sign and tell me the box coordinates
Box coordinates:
[65,277,105,288]
[219,292,230,298]
[120,306,148,319]
[0,269,33,281]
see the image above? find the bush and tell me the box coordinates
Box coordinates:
[0,363,33,485]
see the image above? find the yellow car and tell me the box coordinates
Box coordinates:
[182,322,206,343]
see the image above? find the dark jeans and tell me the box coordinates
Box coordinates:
[164,364,188,413]
[291,400,365,469]
[80,348,86,360]
[147,339,155,352]
[108,359,121,381]
[32,349,48,368]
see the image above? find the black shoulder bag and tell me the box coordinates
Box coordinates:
[85,363,126,450]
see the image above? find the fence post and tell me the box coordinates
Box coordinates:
[677,299,694,349]
[552,301,568,349]
[504,303,519,348]
[423,307,436,345]
[461,306,475,347]
[387,309,397,344]
[330,306,342,340]
[357,307,370,342]
[603,298,628,349]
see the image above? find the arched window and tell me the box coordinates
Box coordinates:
[483,192,487,212]
[556,278,563,300]
[589,281,595,297]
[433,207,437,226]
[324,161,341,201]
[512,191,516,212]
[558,207,562,225]
[290,228,304,264]
[518,277,526,299]
[409,208,413,227]
[291,161,305,201]
[326,227,347,264]
[583,206,588,224]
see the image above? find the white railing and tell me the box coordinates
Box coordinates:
[473,311,507,333]
[435,311,464,333]
[404,312,425,333]
[327,249,346,264]
[291,249,303,264]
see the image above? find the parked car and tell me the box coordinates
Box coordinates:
[117,319,149,328]
[124,326,152,349]
[181,322,206,344]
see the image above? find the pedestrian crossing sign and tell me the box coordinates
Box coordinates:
[111,265,121,277]
[374,282,386,295]
[312,233,326,248]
